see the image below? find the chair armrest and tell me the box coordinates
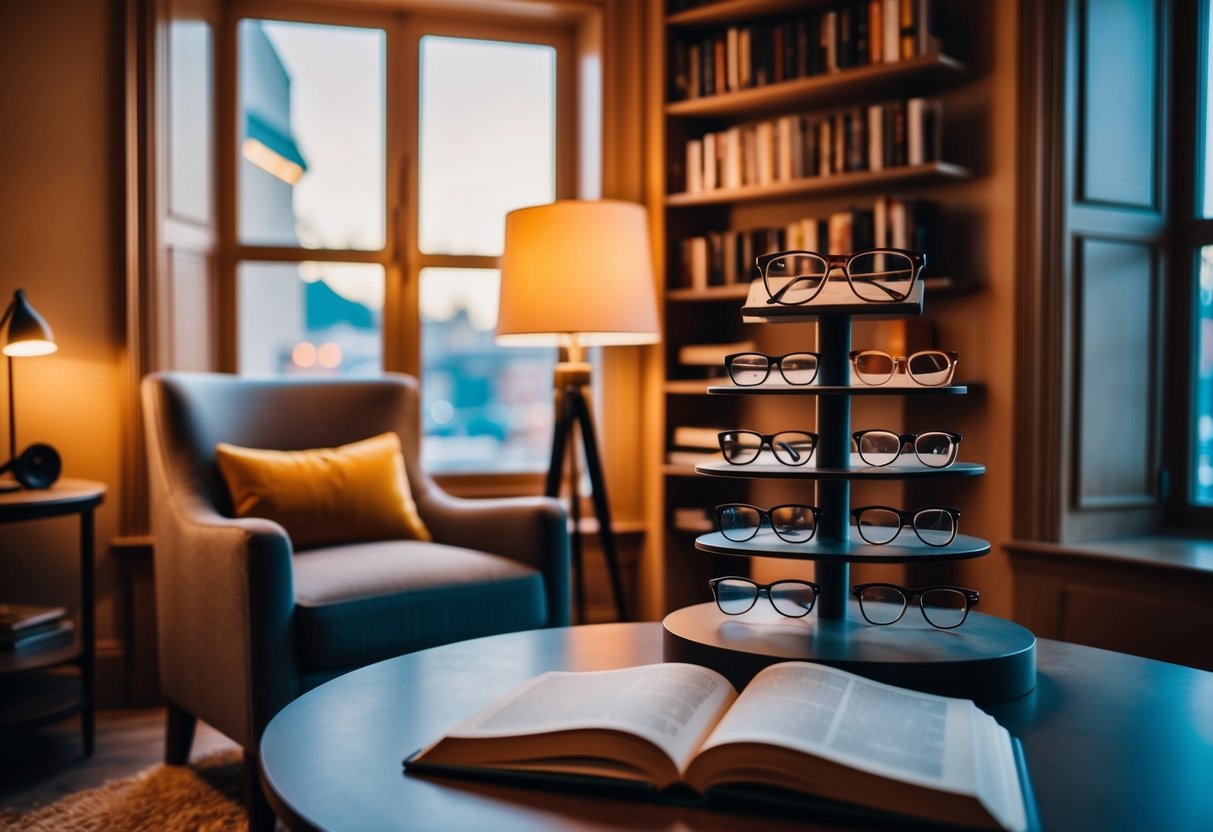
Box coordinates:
[417,490,571,627]
[153,490,301,747]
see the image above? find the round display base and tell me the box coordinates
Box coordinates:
[663,602,1036,704]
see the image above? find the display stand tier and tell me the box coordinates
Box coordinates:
[694,530,991,562]
[706,383,970,396]
[663,602,1037,705]
[695,458,985,479]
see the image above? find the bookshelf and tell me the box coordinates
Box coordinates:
[650,0,984,615]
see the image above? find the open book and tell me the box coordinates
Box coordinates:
[405,662,1036,831]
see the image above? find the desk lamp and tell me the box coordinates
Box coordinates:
[497,200,660,622]
[0,289,61,491]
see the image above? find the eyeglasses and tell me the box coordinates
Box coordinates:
[851,505,960,547]
[715,503,822,543]
[852,429,962,468]
[850,349,958,387]
[756,248,926,306]
[725,351,821,386]
[709,576,821,618]
[852,583,980,629]
[718,430,819,466]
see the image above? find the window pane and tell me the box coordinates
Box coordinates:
[1205,5,1213,218]
[420,268,555,473]
[1195,247,1213,504]
[238,20,385,249]
[168,19,212,223]
[419,37,556,255]
[238,261,383,375]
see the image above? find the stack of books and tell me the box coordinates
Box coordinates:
[667,425,727,467]
[0,603,74,653]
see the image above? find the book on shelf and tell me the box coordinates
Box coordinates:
[671,506,714,532]
[0,618,74,652]
[677,340,756,367]
[678,98,943,194]
[675,198,938,293]
[404,661,1037,832]
[665,449,720,467]
[0,602,67,635]
[671,425,726,450]
[667,1,943,103]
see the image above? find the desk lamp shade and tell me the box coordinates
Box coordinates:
[496,200,660,347]
[3,289,57,357]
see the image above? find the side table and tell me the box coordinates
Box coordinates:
[0,479,105,756]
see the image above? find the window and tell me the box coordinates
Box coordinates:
[1172,1,1213,521]
[233,12,579,477]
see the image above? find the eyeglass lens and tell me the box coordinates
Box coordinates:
[854,585,972,629]
[716,503,818,543]
[852,350,955,386]
[763,253,828,305]
[854,507,957,546]
[712,577,818,617]
[727,352,820,386]
[854,430,959,467]
[719,430,818,466]
[846,250,916,302]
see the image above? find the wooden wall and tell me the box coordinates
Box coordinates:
[0,0,129,702]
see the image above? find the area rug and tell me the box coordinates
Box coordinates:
[0,749,247,831]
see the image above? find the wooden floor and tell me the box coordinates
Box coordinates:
[0,708,240,814]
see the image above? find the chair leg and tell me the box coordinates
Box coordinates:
[164,701,197,765]
[244,750,277,832]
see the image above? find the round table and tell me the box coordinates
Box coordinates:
[259,622,1213,832]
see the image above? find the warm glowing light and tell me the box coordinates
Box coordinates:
[317,342,342,368]
[242,138,305,185]
[2,340,57,357]
[292,341,318,367]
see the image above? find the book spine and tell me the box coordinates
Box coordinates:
[883,0,901,63]
[869,0,884,63]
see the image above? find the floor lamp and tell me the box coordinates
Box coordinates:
[497,201,661,622]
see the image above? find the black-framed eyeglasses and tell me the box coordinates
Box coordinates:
[852,429,962,468]
[718,430,819,466]
[852,505,960,547]
[756,248,926,306]
[850,349,959,387]
[710,576,821,618]
[715,503,822,544]
[852,583,980,629]
[725,351,822,386]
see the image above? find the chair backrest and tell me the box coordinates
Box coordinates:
[142,371,432,516]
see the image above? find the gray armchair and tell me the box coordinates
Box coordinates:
[141,371,570,830]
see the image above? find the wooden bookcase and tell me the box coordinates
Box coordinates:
[647,0,985,615]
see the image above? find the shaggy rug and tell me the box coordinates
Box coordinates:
[0,749,247,831]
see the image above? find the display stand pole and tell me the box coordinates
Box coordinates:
[815,314,851,620]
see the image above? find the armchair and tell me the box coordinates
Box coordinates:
[141,371,570,830]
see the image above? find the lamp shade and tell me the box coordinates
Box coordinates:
[496,200,661,347]
[2,290,56,357]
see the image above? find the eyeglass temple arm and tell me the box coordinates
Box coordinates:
[765,274,823,304]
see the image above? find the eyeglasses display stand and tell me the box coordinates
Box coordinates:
[662,281,1037,705]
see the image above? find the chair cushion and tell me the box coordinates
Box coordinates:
[215,432,430,549]
[292,539,548,671]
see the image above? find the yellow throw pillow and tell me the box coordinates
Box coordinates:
[215,432,431,549]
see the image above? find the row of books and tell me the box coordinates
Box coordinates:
[0,602,74,653]
[683,98,942,194]
[676,197,938,291]
[670,0,943,102]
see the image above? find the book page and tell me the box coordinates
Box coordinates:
[700,663,975,790]
[446,663,737,774]
[697,663,1025,831]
